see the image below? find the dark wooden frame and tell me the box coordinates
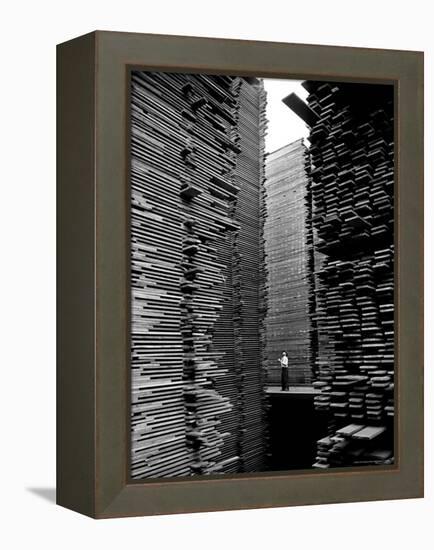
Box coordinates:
[57,30,424,519]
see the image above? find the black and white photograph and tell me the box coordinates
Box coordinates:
[2,0,430,537]
[129,71,395,479]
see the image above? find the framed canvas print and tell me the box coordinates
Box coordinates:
[57,31,424,518]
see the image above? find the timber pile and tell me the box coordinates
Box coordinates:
[231,78,269,472]
[313,423,393,469]
[264,139,315,386]
[130,71,268,478]
[130,71,190,478]
[301,81,395,468]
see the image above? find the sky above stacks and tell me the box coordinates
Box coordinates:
[263,78,309,153]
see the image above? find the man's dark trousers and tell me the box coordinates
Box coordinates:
[281,367,289,391]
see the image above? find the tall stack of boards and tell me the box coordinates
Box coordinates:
[264,140,315,386]
[130,71,269,478]
[301,81,395,468]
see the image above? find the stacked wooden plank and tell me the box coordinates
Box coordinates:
[177,73,240,476]
[264,139,315,386]
[130,71,190,478]
[313,423,393,469]
[300,81,395,468]
[130,71,268,478]
[231,78,269,472]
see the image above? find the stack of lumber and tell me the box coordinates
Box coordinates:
[230,78,269,472]
[177,73,239,476]
[130,71,191,478]
[298,81,395,467]
[264,139,315,386]
[130,71,268,478]
[313,423,393,468]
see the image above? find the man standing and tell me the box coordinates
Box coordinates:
[279,351,289,391]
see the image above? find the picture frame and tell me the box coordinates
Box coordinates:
[57,30,423,518]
